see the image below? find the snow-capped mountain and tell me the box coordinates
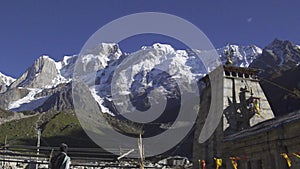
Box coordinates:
[90,43,205,115]
[0,72,15,86]
[250,39,300,116]
[9,55,71,89]
[217,44,262,67]
[0,72,15,93]
[0,42,262,113]
[251,39,300,74]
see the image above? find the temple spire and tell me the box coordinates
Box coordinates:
[225,44,233,66]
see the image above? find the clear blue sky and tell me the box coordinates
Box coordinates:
[1,0,300,78]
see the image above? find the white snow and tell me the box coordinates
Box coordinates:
[41,55,50,59]
[8,88,48,111]
[152,43,175,53]
[48,75,71,89]
[40,55,57,63]
[62,55,73,65]
[89,43,263,115]
[91,43,207,114]
[0,72,16,86]
[254,46,263,54]
[216,44,262,67]
[90,86,114,116]
[36,55,75,88]
[4,42,265,114]
[55,60,63,70]
[101,43,122,56]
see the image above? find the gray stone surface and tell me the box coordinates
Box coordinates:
[0,87,29,109]
[10,56,60,88]
[192,66,299,169]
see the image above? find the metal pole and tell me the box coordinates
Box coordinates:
[3,135,7,168]
[36,129,41,169]
[138,133,144,169]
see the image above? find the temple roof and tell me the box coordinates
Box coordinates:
[223,110,300,141]
[223,65,261,76]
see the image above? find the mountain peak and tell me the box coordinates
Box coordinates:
[83,42,122,60]
[9,54,62,89]
[140,43,176,54]
[217,44,262,67]
[251,39,300,71]
[35,55,58,65]
[152,43,176,52]
[0,72,15,86]
[267,39,294,49]
[99,43,121,56]
[0,72,16,93]
[40,55,50,59]
[2,41,295,113]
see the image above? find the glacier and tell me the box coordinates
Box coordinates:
[2,43,262,112]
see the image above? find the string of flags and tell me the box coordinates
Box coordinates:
[280,152,300,168]
[198,152,300,169]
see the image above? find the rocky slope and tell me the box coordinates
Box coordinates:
[251,39,300,77]
[0,39,299,159]
[1,40,298,117]
[217,44,262,67]
[250,39,300,116]
[0,43,261,114]
[0,72,15,93]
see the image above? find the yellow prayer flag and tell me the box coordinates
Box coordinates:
[254,99,261,115]
[293,153,300,159]
[281,153,292,167]
[214,157,222,169]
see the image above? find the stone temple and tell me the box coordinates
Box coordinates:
[192,52,300,169]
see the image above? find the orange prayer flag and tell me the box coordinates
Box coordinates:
[199,159,207,169]
[230,157,238,169]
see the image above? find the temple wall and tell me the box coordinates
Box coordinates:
[193,66,299,169]
[223,75,274,131]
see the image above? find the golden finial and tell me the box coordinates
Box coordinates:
[225,49,233,66]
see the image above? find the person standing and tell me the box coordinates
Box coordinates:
[50,143,71,169]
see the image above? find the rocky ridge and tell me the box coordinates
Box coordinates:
[0,43,262,113]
